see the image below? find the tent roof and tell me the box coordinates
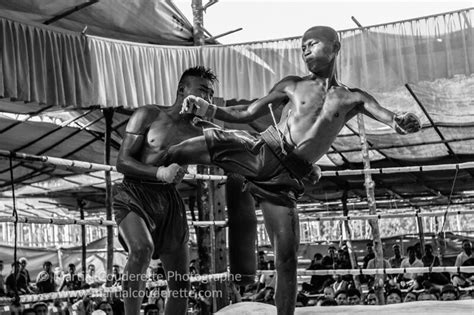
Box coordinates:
[0,0,196,45]
[0,7,473,218]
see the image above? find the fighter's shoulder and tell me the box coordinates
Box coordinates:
[126,105,162,134]
[271,75,303,91]
[336,83,374,100]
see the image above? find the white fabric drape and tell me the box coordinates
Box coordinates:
[1,9,472,113]
[89,36,201,108]
[0,16,92,108]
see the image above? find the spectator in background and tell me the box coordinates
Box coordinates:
[258,251,268,270]
[452,239,474,287]
[399,246,424,289]
[346,288,362,305]
[362,242,375,269]
[414,242,423,260]
[367,249,392,287]
[322,286,335,300]
[96,301,114,315]
[422,244,450,285]
[403,291,417,302]
[111,264,122,286]
[364,289,378,305]
[386,288,402,304]
[36,261,55,293]
[72,294,95,315]
[321,246,337,269]
[334,289,348,305]
[422,244,440,267]
[144,303,160,315]
[18,257,31,285]
[302,253,330,294]
[336,249,352,269]
[59,263,84,291]
[440,284,458,301]
[6,261,30,295]
[389,244,404,268]
[417,288,439,301]
[32,302,49,315]
[0,260,5,296]
[85,264,103,288]
[53,266,64,290]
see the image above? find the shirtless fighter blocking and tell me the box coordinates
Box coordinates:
[155,26,421,314]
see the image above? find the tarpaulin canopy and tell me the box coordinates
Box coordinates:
[0,0,194,45]
[0,7,472,211]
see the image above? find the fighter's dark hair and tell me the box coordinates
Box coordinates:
[178,66,218,85]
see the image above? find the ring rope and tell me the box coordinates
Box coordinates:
[0,150,227,182]
[2,149,474,179]
[1,210,472,227]
[258,265,474,276]
[0,215,228,228]
[0,272,230,305]
[0,266,472,305]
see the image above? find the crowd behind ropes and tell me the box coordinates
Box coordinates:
[0,239,472,314]
[245,239,474,307]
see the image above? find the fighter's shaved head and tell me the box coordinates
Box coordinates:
[303,26,339,43]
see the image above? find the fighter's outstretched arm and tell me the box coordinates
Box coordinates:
[181,76,298,123]
[356,89,421,134]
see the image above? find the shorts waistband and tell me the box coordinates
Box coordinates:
[260,126,313,180]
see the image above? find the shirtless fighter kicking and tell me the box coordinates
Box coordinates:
[156,26,421,314]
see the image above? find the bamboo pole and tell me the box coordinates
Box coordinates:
[341,190,360,289]
[357,113,385,304]
[79,199,87,281]
[103,108,114,286]
[1,148,473,178]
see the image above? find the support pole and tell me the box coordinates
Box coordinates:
[357,114,385,304]
[78,199,87,280]
[196,170,212,315]
[415,209,425,257]
[341,190,360,289]
[192,0,205,46]
[103,108,114,286]
[209,167,228,311]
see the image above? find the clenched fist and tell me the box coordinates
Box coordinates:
[394,112,421,134]
[181,95,217,118]
[156,163,186,184]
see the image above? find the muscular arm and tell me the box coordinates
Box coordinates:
[354,89,396,128]
[116,106,161,180]
[356,89,421,134]
[212,76,298,123]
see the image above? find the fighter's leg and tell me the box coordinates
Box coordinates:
[226,174,257,286]
[119,212,154,314]
[166,136,211,165]
[261,201,299,315]
[160,243,190,315]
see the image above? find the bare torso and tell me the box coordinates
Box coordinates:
[277,77,361,164]
[140,106,202,165]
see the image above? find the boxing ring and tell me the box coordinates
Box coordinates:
[0,149,473,314]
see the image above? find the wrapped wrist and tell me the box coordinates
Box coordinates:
[205,103,217,119]
[155,166,165,181]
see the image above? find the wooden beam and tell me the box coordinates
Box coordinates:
[357,113,385,304]
[44,0,99,25]
[103,108,114,286]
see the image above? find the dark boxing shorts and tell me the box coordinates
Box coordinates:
[203,125,313,207]
[113,178,189,259]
